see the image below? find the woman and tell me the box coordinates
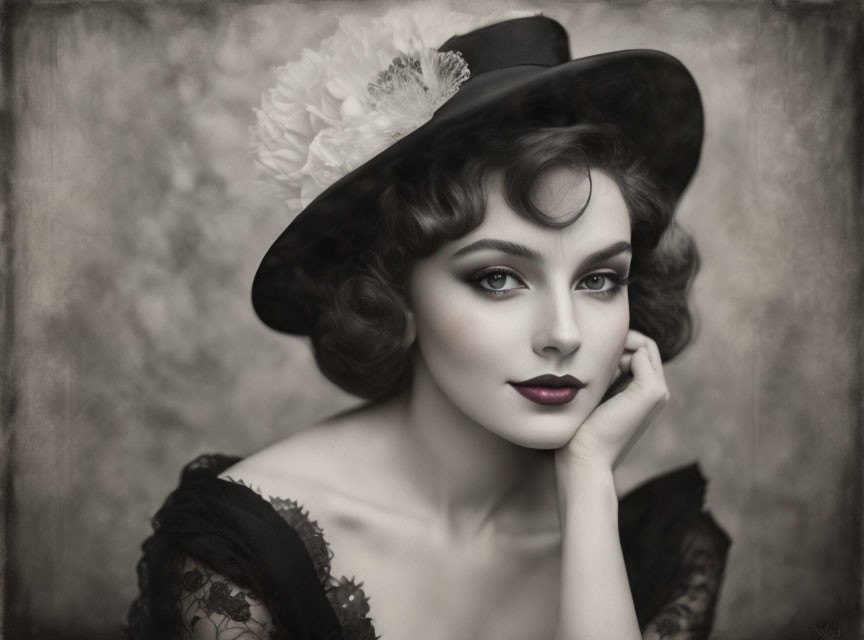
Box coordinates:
[127,10,731,640]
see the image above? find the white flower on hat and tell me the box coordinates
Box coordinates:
[250,6,536,212]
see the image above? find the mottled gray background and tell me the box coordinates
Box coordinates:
[0,0,861,639]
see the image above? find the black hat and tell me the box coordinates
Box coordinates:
[251,15,703,335]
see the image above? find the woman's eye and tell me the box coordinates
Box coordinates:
[578,272,629,294]
[483,272,516,290]
[470,268,525,296]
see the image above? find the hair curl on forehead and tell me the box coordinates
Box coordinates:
[311,123,699,400]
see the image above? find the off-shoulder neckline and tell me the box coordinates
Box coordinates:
[173,453,728,639]
[212,465,379,638]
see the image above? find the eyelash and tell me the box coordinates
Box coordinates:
[468,267,630,298]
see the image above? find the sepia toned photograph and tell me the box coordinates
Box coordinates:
[0,1,860,639]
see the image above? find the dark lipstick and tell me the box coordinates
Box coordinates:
[509,374,586,406]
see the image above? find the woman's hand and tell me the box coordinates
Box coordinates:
[559,330,670,473]
[551,330,667,640]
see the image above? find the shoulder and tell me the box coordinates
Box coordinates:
[176,554,280,639]
[619,462,732,632]
[638,511,731,638]
[217,400,400,506]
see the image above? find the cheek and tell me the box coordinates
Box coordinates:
[609,303,631,346]
[416,302,507,368]
[411,282,519,385]
[584,299,630,359]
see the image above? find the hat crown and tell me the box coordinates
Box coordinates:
[439,16,571,75]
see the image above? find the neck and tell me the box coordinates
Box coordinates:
[384,353,558,539]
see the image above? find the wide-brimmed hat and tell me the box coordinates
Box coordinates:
[251,14,703,335]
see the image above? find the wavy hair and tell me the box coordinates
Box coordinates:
[311,123,699,400]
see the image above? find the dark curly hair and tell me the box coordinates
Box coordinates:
[311,123,699,400]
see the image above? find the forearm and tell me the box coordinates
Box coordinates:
[554,462,641,640]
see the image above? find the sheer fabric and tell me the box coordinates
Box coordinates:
[127,453,731,639]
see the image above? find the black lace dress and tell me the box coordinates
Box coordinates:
[126,454,731,640]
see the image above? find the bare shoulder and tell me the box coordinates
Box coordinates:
[217,398,401,503]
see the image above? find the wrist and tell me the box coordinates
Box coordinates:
[554,446,615,486]
[554,455,618,524]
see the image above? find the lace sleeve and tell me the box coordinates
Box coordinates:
[127,540,290,640]
[641,513,731,640]
[176,555,286,640]
[126,455,356,640]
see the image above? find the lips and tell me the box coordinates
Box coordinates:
[509,374,586,406]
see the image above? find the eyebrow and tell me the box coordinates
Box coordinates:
[451,239,632,265]
[452,239,542,261]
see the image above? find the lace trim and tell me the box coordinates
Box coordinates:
[129,454,728,640]
[220,476,378,639]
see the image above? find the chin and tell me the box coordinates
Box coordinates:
[486,415,582,451]
[514,436,573,451]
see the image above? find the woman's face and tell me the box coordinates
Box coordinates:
[406,167,632,450]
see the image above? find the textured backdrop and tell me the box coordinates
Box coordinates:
[1,1,861,639]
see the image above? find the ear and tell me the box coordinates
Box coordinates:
[401,306,416,348]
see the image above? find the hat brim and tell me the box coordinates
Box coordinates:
[252,49,703,335]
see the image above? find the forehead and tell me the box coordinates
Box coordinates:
[469,168,631,251]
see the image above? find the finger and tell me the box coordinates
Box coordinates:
[631,346,661,385]
[631,346,669,403]
[623,330,649,352]
[644,339,665,384]
[624,331,664,378]
[619,351,633,372]
[604,369,633,401]
[630,346,654,381]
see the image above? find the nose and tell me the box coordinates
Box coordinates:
[532,289,582,358]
